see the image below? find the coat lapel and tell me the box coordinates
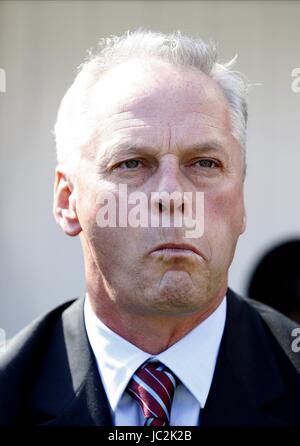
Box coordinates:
[28,297,112,426]
[201,289,288,426]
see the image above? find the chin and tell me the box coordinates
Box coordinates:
[146,289,207,315]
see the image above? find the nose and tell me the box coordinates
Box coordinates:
[150,156,189,217]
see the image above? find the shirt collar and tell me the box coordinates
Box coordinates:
[84,294,226,411]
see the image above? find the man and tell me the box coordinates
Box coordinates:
[0,29,299,426]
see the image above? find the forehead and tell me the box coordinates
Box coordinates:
[86,58,232,152]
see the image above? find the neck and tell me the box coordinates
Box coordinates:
[86,285,226,354]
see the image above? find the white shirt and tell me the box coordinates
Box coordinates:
[84,294,226,426]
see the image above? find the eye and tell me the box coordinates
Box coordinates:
[195,159,218,168]
[118,159,142,169]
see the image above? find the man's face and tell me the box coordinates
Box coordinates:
[63,58,246,316]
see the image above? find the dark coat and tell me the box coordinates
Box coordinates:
[0,289,300,426]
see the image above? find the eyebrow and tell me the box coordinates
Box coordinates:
[98,139,227,165]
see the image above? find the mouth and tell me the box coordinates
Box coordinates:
[150,243,204,259]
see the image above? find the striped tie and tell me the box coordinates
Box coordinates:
[126,360,179,426]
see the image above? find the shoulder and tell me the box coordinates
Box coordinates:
[0,298,80,424]
[0,298,78,371]
[227,288,300,374]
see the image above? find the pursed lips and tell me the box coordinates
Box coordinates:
[150,243,204,259]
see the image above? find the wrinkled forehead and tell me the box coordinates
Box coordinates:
[80,59,234,162]
[87,58,230,127]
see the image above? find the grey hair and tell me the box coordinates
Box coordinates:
[54,29,249,175]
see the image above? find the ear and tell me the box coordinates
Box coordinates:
[241,210,247,235]
[53,166,82,236]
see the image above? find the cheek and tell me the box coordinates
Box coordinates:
[204,184,245,236]
[77,186,136,258]
[77,193,99,234]
[76,176,118,234]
